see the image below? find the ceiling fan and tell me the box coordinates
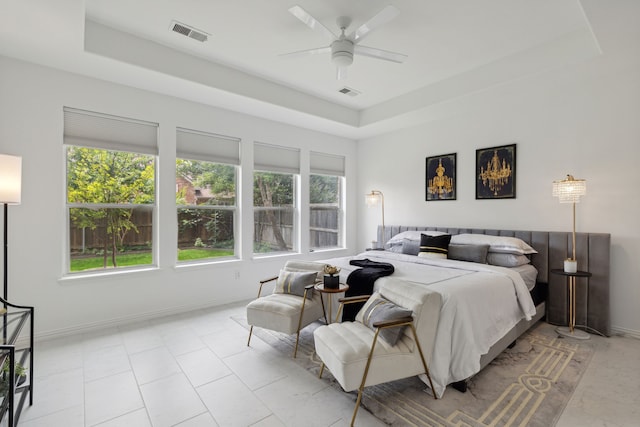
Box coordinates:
[282,4,408,80]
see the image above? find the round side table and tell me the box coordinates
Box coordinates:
[550,268,592,340]
[314,283,349,324]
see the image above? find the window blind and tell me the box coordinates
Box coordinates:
[63,107,158,155]
[254,142,300,174]
[310,151,345,176]
[176,128,240,165]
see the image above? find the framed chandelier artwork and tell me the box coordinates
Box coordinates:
[476,144,516,199]
[426,153,456,201]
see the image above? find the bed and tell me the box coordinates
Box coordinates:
[319,225,610,398]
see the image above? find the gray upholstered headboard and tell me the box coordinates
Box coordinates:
[377,225,611,336]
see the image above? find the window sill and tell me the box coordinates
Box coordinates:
[175,257,241,270]
[59,266,160,284]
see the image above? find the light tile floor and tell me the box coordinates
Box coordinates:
[17,302,640,427]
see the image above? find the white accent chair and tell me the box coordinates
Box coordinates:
[314,277,442,426]
[246,260,326,358]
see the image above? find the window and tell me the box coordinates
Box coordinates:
[253,143,299,254]
[64,108,158,273]
[176,128,239,262]
[310,151,345,250]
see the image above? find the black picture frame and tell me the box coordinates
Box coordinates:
[476,144,516,199]
[425,153,456,201]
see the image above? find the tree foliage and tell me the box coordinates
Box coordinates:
[254,171,294,250]
[67,146,155,267]
[176,159,235,204]
[176,159,236,247]
[310,174,339,204]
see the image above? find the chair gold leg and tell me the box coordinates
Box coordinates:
[293,296,308,358]
[318,362,325,378]
[350,329,381,426]
[293,331,300,358]
[410,323,437,400]
[351,389,364,426]
[247,325,254,347]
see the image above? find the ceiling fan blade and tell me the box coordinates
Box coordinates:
[336,66,348,80]
[288,5,337,40]
[354,45,407,63]
[349,5,399,43]
[280,46,331,58]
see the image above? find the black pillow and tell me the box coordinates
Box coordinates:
[418,234,451,259]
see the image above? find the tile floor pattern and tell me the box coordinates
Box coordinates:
[17,301,640,427]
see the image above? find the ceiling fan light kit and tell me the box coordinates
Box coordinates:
[284,4,407,80]
[331,38,354,67]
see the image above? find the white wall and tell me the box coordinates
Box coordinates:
[357,16,640,336]
[0,56,357,338]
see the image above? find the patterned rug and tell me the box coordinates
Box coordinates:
[237,318,595,427]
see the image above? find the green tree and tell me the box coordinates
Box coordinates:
[254,172,293,251]
[310,174,338,204]
[176,159,235,204]
[176,159,236,246]
[67,147,155,267]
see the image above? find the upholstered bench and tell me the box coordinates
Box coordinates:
[313,277,442,425]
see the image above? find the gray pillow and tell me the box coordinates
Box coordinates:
[401,238,421,256]
[447,244,490,264]
[273,270,317,299]
[387,242,404,253]
[361,297,413,346]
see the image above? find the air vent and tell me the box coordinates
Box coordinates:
[170,20,209,42]
[338,86,361,97]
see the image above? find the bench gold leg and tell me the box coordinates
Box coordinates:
[351,389,364,426]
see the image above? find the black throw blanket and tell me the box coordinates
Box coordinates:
[343,259,395,321]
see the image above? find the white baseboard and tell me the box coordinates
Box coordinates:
[34,299,247,343]
[610,325,640,340]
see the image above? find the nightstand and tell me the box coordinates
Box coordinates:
[550,269,592,340]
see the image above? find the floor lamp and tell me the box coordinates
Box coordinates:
[552,174,588,339]
[0,154,22,303]
[365,190,384,248]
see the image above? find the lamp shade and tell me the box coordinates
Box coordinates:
[365,191,381,207]
[552,174,586,203]
[0,154,22,204]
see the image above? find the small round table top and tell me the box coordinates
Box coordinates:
[550,268,592,278]
[314,283,349,293]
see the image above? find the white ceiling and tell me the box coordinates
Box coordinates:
[0,0,601,139]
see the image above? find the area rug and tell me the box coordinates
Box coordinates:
[236,317,595,427]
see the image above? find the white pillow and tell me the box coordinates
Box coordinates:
[418,252,446,259]
[385,230,447,249]
[487,253,531,267]
[450,233,537,255]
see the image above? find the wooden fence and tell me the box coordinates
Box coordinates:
[70,205,339,252]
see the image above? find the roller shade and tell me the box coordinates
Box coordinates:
[63,107,158,155]
[176,128,240,165]
[310,151,345,176]
[254,142,300,174]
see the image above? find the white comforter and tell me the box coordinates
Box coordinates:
[320,250,537,398]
